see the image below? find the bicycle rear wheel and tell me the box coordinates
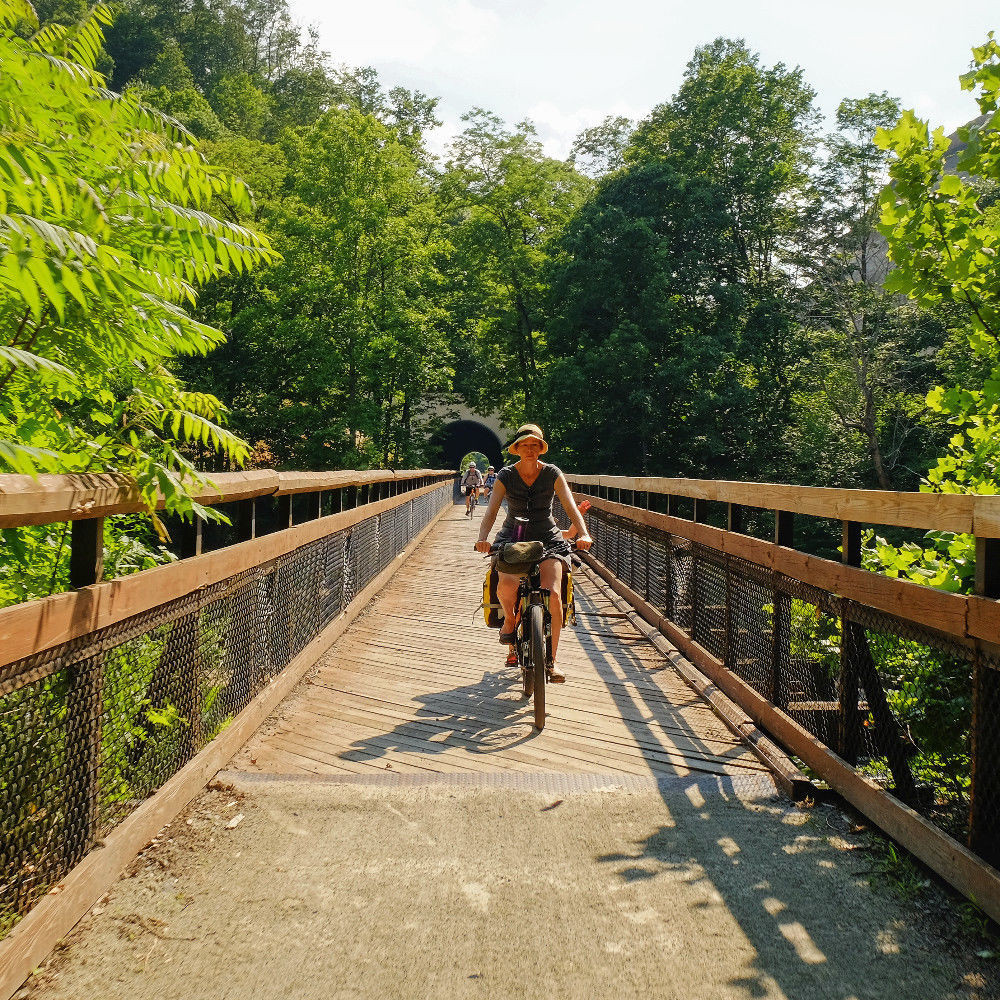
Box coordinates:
[529,603,546,729]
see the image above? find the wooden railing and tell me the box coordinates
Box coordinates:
[565,474,1000,644]
[565,473,1000,923]
[0,468,455,996]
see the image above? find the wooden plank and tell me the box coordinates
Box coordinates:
[300,683,751,753]
[974,496,1000,539]
[0,490,452,1000]
[282,703,751,779]
[275,469,451,496]
[566,474,987,533]
[0,480,450,671]
[294,682,763,774]
[578,557,811,799]
[580,494,971,640]
[968,595,1000,646]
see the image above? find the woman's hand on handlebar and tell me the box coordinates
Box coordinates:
[575,535,593,552]
[474,539,491,554]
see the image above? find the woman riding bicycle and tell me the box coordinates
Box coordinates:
[474,424,592,682]
[461,462,484,516]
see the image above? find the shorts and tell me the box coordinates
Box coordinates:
[464,485,478,496]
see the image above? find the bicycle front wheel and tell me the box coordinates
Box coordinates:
[529,603,546,729]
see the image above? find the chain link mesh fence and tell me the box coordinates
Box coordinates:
[577,502,999,868]
[0,483,450,938]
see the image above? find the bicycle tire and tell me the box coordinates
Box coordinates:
[521,657,533,699]
[529,603,546,729]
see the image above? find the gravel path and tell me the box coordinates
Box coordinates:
[19,774,991,1000]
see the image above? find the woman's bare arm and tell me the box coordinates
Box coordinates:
[555,473,592,550]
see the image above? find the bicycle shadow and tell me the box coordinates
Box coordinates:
[336,664,541,764]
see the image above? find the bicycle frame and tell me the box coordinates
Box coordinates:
[513,563,553,667]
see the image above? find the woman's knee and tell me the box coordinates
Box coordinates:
[540,561,562,596]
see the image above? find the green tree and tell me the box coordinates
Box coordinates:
[873,34,1000,590]
[544,161,740,473]
[0,1,275,520]
[569,115,632,177]
[626,39,820,477]
[629,37,818,287]
[194,106,450,469]
[792,93,936,489]
[438,110,591,420]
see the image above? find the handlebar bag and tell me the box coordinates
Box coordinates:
[496,540,544,576]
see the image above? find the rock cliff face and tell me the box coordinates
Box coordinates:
[943,113,990,175]
[854,114,990,289]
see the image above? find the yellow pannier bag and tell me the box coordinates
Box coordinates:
[483,563,574,628]
[483,563,503,628]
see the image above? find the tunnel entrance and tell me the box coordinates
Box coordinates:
[426,419,504,472]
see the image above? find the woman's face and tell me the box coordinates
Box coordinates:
[515,438,543,461]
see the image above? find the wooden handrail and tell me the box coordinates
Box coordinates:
[565,474,1000,537]
[0,468,455,528]
[574,494,1000,646]
[0,480,451,674]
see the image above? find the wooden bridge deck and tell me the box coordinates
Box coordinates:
[233,503,769,780]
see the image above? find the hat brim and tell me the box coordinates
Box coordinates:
[508,434,548,455]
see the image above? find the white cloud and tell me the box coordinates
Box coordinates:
[449,0,501,55]
[295,0,498,67]
[525,100,646,159]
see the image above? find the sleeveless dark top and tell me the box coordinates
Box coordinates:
[494,462,564,547]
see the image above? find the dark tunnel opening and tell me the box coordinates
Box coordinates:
[426,420,504,473]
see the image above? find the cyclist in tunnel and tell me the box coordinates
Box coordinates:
[461,461,484,516]
[474,423,591,682]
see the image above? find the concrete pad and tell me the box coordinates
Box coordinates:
[19,777,979,1000]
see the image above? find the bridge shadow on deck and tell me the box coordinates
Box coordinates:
[331,582,973,999]
[243,507,974,998]
[334,583,758,778]
[567,590,971,1000]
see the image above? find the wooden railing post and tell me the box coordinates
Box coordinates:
[770,511,794,708]
[727,503,745,534]
[177,518,202,559]
[277,495,293,529]
[839,521,863,764]
[67,517,105,864]
[970,536,1000,866]
[234,499,256,541]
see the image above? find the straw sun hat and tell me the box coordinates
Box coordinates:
[507,423,548,455]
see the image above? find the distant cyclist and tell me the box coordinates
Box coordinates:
[461,462,484,517]
[482,465,497,501]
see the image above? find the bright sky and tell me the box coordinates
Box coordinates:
[289,0,997,159]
